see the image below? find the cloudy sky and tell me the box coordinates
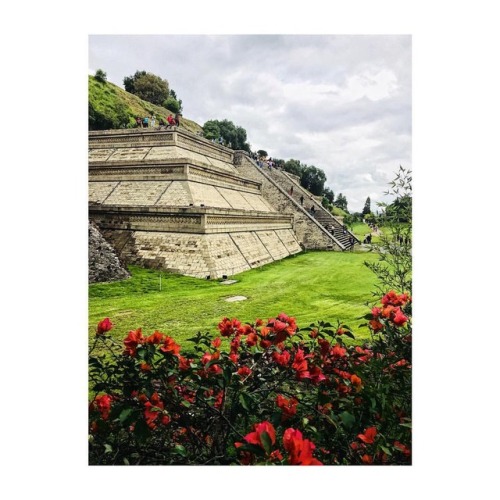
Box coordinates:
[89,35,411,213]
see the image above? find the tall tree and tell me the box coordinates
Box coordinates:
[300,165,326,196]
[283,159,304,177]
[94,69,107,83]
[362,196,371,216]
[164,89,183,113]
[323,187,334,204]
[334,193,348,211]
[202,119,251,152]
[123,71,169,106]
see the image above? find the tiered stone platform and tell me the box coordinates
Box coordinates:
[89,128,302,279]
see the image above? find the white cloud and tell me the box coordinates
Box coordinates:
[341,69,398,102]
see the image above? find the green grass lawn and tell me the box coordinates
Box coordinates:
[89,251,381,353]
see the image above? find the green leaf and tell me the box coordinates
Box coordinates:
[339,411,356,429]
[380,445,393,456]
[104,444,113,454]
[181,400,191,408]
[123,458,130,465]
[260,431,273,455]
[119,408,134,423]
[343,331,355,340]
[239,392,254,411]
[174,444,187,457]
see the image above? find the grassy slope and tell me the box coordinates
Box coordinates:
[88,76,203,134]
[89,251,380,353]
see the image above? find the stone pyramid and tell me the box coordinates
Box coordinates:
[89,127,302,279]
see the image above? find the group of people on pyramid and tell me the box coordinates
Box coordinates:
[135,113,180,129]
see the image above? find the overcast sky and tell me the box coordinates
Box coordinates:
[89,35,411,213]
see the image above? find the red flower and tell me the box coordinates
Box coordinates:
[201,352,213,365]
[160,336,181,356]
[140,362,151,372]
[241,421,276,452]
[354,346,373,363]
[145,331,164,344]
[144,393,167,429]
[394,441,411,456]
[272,349,291,366]
[361,454,373,464]
[350,374,362,389]
[213,390,224,409]
[230,335,241,353]
[237,366,252,378]
[201,351,222,375]
[357,426,377,444]
[92,394,112,420]
[268,314,297,344]
[331,344,347,358]
[318,338,330,357]
[292,349,310,378]
[178,356,192,371]
[246,331,258,347]
[381,290,410,307]
[309,365,327,384]
[276,395,298,420]
[392,308,408,326]
[388,358,411,370]
[369,318,384,332]
[277,312,290,323]
[211,337,222,348]
[283,428,323,465]
[96,318,113,336]
[260,339,272,349]
[123,328,144,357]
[218,317,244,337]
[381,305,396,319]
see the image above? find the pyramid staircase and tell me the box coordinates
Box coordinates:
[238,157,358,251]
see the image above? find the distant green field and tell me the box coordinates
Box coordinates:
[89,251,381,354]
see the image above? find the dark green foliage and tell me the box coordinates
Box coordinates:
[362,197,371,216]
[323,187,334,204]
[169,89,183,113]
[123,70,146,93]
[202,119,251,152]
[365,166,412,295]
[163,96,181,113]
[385,195,412,223]
[300,165,326,196]
[123,70,170,105]
[283,159,304,177]
[334,193,348,211]
[94,69,107,83]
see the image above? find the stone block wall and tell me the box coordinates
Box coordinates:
[99,229,301,279]
[235,155,341,250]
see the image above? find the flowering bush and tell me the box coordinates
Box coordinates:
[89,289,411,465]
